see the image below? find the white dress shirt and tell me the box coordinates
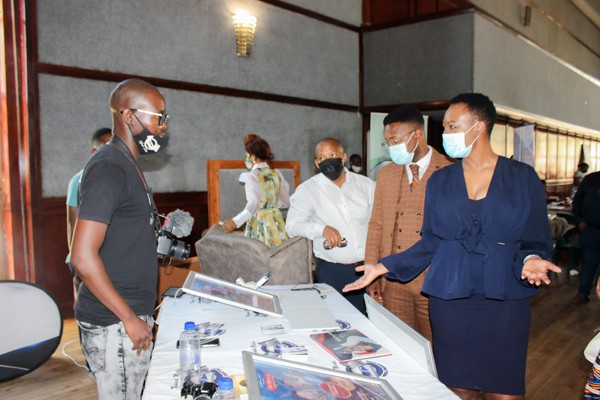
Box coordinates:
[232,162,290,228]
[404,146,433,184]
[286,169,375,264]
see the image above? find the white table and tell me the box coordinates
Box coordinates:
[142,285,457,400]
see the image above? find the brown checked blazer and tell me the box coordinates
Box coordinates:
[365,148,453,267]
[364,148,453,339]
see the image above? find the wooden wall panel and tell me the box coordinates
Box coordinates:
[32,192,208,317]
[364,0,470,26]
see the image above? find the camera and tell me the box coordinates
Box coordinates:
[157,229,191,259]
[181,381,217,399]
[153,209,194,260]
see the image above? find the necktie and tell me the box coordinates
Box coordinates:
[410,164,420,192]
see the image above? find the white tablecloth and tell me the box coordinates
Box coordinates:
[142,285,457,400]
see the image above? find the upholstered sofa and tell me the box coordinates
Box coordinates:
[195,223,313,285]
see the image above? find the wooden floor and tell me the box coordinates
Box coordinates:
[1,271,597,399]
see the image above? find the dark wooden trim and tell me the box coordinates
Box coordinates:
[1,0,34,281]
[206,160,300,227]
[257,0,360,32]
[362,100,451,114]
[26,0,40,203]
[32,192,208,317]
[525,0,600,61]
[36,63,358,113]
[362,7,474,32]
[359,28,365,162]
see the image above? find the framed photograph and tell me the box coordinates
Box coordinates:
[242,351,404,400]
[181,272,283,317]
[364,294,437,377]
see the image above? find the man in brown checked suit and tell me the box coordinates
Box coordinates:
[365,106,452,341]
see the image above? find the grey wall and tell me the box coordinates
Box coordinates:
[363,11,600,134]
[362,13,474,107]
[40,75,362,197]
[473,14,600,131]
[470,0,600,80]
[37,0,361,197]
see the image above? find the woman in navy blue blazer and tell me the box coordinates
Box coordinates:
[344,93,561,400]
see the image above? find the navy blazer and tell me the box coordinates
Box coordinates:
[380,156,552,300]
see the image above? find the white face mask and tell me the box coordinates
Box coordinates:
[388,131,417,165]
[442,122,480,158]
[350,165,362,173]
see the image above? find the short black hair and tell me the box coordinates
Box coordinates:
[92,127,112,146]
[349,154,362,165]
[383,105,424,127]
[450,93,496,135]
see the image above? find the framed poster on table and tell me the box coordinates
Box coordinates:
[181,272,283,317]
[242,351,403,399]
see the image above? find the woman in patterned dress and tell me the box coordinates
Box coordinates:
[222,134,290,247]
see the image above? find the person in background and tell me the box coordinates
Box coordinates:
[571,169,600,304]
[572,162,590,199]
[66,127,112,291]
[222,133,290,248]
[286,138,375,314]
[365,105,453,341]
[349,153,363,174]
[344,93,560,399]
[71,79,169,399]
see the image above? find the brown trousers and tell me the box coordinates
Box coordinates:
[382,269,432,342]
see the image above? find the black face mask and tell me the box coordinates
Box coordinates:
[318,158,344,181]
[131,114,169,155]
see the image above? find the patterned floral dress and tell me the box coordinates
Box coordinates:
[244,167,289,247]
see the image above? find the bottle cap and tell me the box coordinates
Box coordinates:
[217,377,234,390]
[184,321,196,330]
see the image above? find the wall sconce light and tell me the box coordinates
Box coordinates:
[523,5,532,27]
[232,11,257,57]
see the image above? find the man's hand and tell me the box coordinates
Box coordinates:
[367,279,383,304]
[322,225,342,248]
[343,263,389,293]
[221,219,236,233]
[521,258,562,286]
[123,316,153,356]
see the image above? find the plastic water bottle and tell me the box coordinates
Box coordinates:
[212,377,238,400]
[179,321,202,388]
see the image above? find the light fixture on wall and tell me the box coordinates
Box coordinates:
[232,10,257,57]
[523,5,532,27]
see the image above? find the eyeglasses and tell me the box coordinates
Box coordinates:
[316,151,343,163]
[131,108,169,126]
[381,129,416,148]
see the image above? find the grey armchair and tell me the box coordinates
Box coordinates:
[196,223,313,285]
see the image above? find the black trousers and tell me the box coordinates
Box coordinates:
[315,258,366,315]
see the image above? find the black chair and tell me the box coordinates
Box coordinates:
[0,281,63,382]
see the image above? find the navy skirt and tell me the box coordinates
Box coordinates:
[429,295,531,395]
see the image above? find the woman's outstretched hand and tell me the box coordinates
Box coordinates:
[521,258,562,286]
[343,263,389,293]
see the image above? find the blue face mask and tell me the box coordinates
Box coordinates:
[442,122,479,159]
[245,156,253,171]
[388,132,417,165]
